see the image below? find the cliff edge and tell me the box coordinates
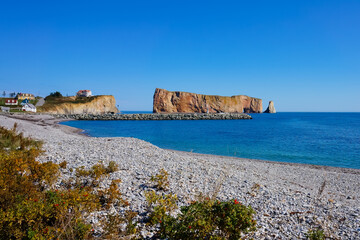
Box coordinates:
[153,88,262,113]
[38,95,119,114]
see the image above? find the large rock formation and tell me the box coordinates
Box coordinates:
[264,101,276,113]
[38,95,119,114]
[153,88,262,113]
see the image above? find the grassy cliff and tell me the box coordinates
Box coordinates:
[38,95,119,114]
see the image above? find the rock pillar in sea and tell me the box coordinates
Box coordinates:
[264,101,276,113]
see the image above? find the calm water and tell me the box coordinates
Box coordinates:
[61,113,360,169]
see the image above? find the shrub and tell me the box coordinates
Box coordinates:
[306,228,325,240]
[146,170,257,240]
[98,179,128,209]
[103,210,138,238]
[0,123,42,151]
[149,197,256,239]
[48,91,63,98]
[106,160,119,173]
[76,161,119,180]
[145,190,178,225]
[59,160,67,169]
[0,125,61,239]
[0,125,127,239]
[150,168,169,191]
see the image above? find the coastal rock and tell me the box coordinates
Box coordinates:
[264,101,276,113]
[153,88,263,113]
[39,95,119,114]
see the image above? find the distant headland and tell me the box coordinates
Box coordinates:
[38,95,119,115]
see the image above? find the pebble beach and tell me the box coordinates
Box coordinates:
[1,114,359,239]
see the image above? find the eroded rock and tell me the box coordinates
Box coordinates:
[264,101,276,113]
[153,88,262,113]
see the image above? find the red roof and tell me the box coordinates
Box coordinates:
[5,99,18,102]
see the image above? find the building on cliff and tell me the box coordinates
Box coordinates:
[16,93,35,101]
[77,90,92,97]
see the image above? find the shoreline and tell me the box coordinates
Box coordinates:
[59,115,360,173]
[168,149,360,174]
[1,113,359,238]
[4,113,360,183]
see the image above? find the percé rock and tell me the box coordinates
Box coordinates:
[264,101,276,113]
[153,88,262,113]
[39,95,119,114]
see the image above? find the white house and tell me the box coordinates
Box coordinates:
[22,103,36,113]
[77,90,92,97]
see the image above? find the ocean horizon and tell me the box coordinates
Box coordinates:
[61,112,360,169]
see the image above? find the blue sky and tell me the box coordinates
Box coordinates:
[0,0,359,111]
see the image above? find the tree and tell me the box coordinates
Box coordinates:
[49,91,63,98]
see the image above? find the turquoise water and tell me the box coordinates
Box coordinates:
[61,113,360,169]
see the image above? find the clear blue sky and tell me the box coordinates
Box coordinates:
[1,0,359,111]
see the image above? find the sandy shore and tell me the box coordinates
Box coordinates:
[1,113,359,239]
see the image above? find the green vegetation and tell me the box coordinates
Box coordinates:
[0,96,39,112]
[306,228,325,240]
[0,124,127,239]
[146,170,257,239]
[38,94,101,112]
[9,108,23,113]
[153,198,256,239]
[48,91,63,98]
[44,92,96,104]
[31,97,40,106]
[75,160,119,180]
[150,168,170,190]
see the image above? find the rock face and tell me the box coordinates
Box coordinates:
[39,95,119,114]
[264,101,276,113]
[153,88,262,113]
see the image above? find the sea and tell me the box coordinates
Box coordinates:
[61,112,360,169]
